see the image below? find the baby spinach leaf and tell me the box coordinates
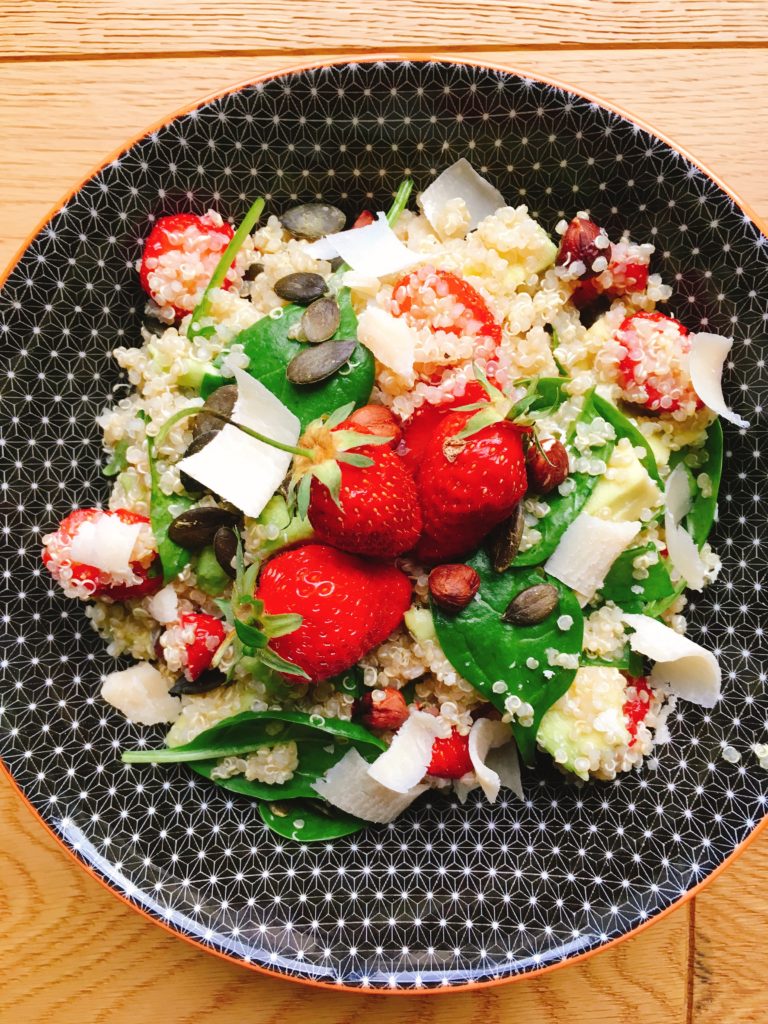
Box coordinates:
[670,419,723,546]
[599,543,676,613]
[102,439,128,477]
[192,736,378,801]
[582,648,645,675]
[432,548,583,765]
[331,665,366,700]
[514,390,614,566]
[591,393,663,486]
[221,287,374,430]
[146,434,195,584]
[258,799,365,841]
[122,708,385,764]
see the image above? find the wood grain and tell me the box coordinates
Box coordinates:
[0,775,692,1023]
[2,0,767,59]
[2,47,768,270]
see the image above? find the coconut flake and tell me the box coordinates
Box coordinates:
[545,513,641,600]
[176,370,300,519]
[305,212,420,277]
[468,718,514,802]
[367,709,451,793]
[623,613,721,707]
[68,514,143,582]
[418,158,505,235]
[146,584,179,624]
[312,748,427,823]
[689,332,750,429]
[356,304,417,379]
[486,744,524,801]
[665,463,693,523]
[101,662,181,725]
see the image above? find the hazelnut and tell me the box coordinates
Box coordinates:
[429,563,481,612]
[353,687,409,731]
[345,404,402,445]
[526,436,570,494]
[556,215,611,279]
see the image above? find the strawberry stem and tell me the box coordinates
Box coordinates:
[155,405,313,459]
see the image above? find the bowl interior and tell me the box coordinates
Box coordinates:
[1,59,767,991]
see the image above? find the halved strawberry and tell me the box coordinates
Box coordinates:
[615,310,701,414]
[178,612,227,682]
[41,508,160,602]
[428,728,473,779]
[139,212,236,318]
[391,267,502,350]
[623,675,653,747]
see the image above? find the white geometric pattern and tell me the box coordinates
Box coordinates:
[0,59,766,990]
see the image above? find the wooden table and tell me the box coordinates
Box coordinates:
[2,3,767,1021]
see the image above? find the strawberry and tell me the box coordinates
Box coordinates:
[623,675,653,747]
[391,267,502,349]
[175,612,226,682]
[292,407,422,559]
[42,508,161,602]
[139,212,236,318]
[413,406,528,563]
[573,246,650,308]
[352,210,375,229]
[257,543,412,683]
[399,381,487,475]
[615,311,701,414]
[428,728,473,779]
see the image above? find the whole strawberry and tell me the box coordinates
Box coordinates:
[294,405,422,559]
[413,408,527,563]
[257,543,412,682]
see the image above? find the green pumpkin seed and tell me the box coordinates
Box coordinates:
[167,506,242,549]
[193,384,238,439]
[274,272,328,305]
[487,504,524,572]
[213,526,238,579]
[502,583,559,626]
[286,340,356,385]
[301,296,341,343]
[280,203,346,241]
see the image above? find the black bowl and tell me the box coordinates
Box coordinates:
[1,58,766,992]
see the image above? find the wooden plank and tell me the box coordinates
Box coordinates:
[692,834,768,1024]
[1,47,767,271]
[0,775,690,1022]
[1,0,767,58]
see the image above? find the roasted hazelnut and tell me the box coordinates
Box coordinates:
[526,436,570,495]
[556,215,611,279]
[354,687,409,731]
[429,563,481,612]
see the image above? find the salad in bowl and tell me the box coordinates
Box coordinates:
[40,160,748,841]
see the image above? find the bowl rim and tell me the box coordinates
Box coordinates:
[2,53,766,996]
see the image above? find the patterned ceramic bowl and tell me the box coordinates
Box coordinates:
[1,58,766,993]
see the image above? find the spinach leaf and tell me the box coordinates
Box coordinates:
[258,799,365,841]
[209,288,374,430]
[103,439,128,477]
[432,548,583,764]
[331,665,366,700]
[146,434,195,584]
[582,648,645,675]
[671,419,723,545]
[591,393,663,486]
[599,543,676,612]
[514,389,614,566]
[192,736,377,801]
[122,709,385,764]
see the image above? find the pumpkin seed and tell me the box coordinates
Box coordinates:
[286,340,356,385]
[274,272,328,305]
[193,384,238,439]
[213,526,238,579]
[301,296,341,343]
[167,506,242,549]
[243,262,264,282]
[179,431,219,492]
[487,504,524,572]
[169,668,227,697]
[141,316,167,338]
[280,203,346,241]
[502,583,559,626]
